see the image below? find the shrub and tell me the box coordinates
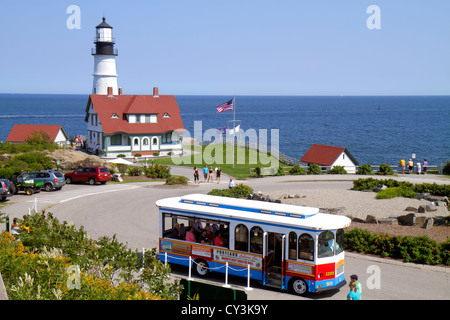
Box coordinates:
[327,165,347,174]
[165,175,188,185]
[117,154,126,157]
[307,163,322,175]
[144,164,171,179]
[208,183,254,198]
[127,166,143,176]
[443,161,450,175]
[377,163,394,175]
[375,187,417,199]
[357,164,373,175]
[344,228,448,265]
[0,212,182,299]
[289,165,306,175]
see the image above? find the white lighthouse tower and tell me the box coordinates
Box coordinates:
[92,17,118,95]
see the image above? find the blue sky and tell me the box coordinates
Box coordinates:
[0,0,449,95]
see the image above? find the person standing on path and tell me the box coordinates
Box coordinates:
[193,166,199,184]
[350,274,362,299]
[202,165,208,183]
[423,159,428,174]
[407,159,414,174]
[416,160,422,175]
[399,158,406,174]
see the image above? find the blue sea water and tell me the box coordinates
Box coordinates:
[0,94,449,166]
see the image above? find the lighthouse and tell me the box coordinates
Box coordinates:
[91,17,118,95]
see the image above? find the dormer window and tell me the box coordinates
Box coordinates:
[127,114,157,123]
[163,113,171,118]
[111,113,119,119]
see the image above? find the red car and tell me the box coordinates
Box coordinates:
[64,166,111,185]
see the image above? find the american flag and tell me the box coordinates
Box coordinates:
[216,99,233,113]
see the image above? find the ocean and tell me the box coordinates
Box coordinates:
[0,94,449,166]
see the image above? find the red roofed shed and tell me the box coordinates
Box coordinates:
[6,124,69,146]
[300,144,359,173]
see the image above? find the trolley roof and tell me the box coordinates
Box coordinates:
[156,194,351,231]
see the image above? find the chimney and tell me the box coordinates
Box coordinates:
[118,87,122,95]
[107,87,113,96]
[153,87,159,98]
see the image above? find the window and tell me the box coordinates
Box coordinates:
[298,233,314,261]
[250,226,263,254]
[136,114,141,123]
[288,232,297,260]
[143,138,149,146]
[133,138,139,146]
[234,224,248,251]
[336,229,344,255]
[111,134,121,146]
[318,231,335,258]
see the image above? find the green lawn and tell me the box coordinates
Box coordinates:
[149,143,284,180]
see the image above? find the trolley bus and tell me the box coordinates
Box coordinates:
[156,193,351,296]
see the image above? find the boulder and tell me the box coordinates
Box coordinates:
[423,218,434,229]
[405,206,417,212]
[397,213,415,226]
[425,204,437,212]
[418,205,427,213]
[365,215,378,224]
[378,218,398,225]
[414,216,426,227]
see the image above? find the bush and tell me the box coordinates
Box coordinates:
[352,178,450,197]
[442,161,450,175]
[307,163,322,175]
[327,165,347,174]
[0,212,182,300]
[377,163,394,175]
[208,183,254,198]
[4,152,53,172]
[144,164,171,179]
[375,187,417,199]
[289,165,306,175]
[357,164,373,175]
[127,166,143,176]
[165,175,188,185]
[344,228,448,265]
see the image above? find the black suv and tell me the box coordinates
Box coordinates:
[0,179,13,201]
[29,170,66,191]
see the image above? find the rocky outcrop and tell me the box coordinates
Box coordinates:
[45,149,115,171]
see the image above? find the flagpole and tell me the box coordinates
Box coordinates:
[232,96,236,168]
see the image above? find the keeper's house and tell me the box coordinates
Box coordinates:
[6,124,70,147]
[300,144,359,173]
[85,87,185,157]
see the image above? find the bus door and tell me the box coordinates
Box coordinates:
[263,232,286,289]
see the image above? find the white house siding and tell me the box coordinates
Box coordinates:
[331,151,357,173]
[54,130,69,146]
[86,103,104,151]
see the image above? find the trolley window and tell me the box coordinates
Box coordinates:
[318,230,335,258]
[288,232,297,260]
[235,224,248,252]
[250,226,263,254]
[336,229,344,255]
[298,233,314,261]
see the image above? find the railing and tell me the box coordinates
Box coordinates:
[249,164,440,176]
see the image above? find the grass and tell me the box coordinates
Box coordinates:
[149,143,283,180]
[375,187,417,199]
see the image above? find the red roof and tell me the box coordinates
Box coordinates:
[300,144,358,166]
[86,94,185,135]
[5,124,67,143]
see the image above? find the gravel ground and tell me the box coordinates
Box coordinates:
[268,189,450,243]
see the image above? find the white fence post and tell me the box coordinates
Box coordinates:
[188,256,193,281]
[222,262,231,288]
[245,264,253,291]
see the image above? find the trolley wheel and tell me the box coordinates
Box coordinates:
[25,188,34,196]
[193,259,209,278]
[289,277,308,296]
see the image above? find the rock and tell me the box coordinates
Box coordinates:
[397,213,415,226]
[416,193,431,200]
[405,206,417,212]
[372,185,387,193]
[442,196,449,205]
[46,149,114,171]
[418,205,427,213]
[351,217,365,223]
[425,204,437,212]
[378,218,398,225]
[414,216,426,227]
[365,215,378,224]
[423,218,434,229]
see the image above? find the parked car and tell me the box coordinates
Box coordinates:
[10,171,43,195]
[0,178,13,201]
[64,166,111,185]
[29,170,66,191]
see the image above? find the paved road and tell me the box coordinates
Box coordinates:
[1,168,449,300]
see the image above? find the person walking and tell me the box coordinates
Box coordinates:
[228,177,235,189]
[193,166,199,184]
[423,159,428,174]
[202,165,208,183]
[347,282,361,300]
[416,160,422,175]
[216,167,222,184]
[350,274,362,299]
[399,158,405,174]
